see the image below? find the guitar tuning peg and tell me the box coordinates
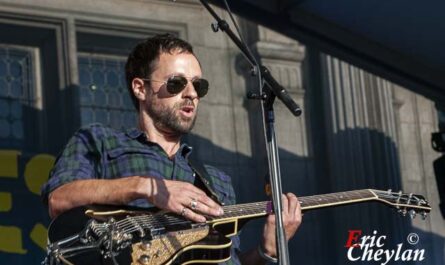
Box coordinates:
[387,189,392,195]
[418,199,427,206]
[401,209,407,216]
[409,210,416,219]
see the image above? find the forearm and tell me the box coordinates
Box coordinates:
[48,176,148,218]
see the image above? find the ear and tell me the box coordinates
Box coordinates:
[131,78,147,101]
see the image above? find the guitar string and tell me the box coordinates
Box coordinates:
[111,190,379,234]
[115,201,273,233]
[115,190,376,230]
[115,190,429,235]
[114,190,375,230]
[112,189,419,230]
[115,200,272,227]
[117,191,425,235]
[116,203,269,232]
[114,201,269,228]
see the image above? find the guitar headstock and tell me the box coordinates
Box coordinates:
[372,189,431,219]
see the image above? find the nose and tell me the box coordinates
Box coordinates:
[182,80,198,99]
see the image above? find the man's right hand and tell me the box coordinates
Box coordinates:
[48,176,223,221]
[143,178,224,223]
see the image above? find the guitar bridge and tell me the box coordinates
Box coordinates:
[131,225,210,265]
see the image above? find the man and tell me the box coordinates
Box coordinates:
[41,34,302,264]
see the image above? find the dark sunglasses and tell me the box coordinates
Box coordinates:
[142,76,209,98]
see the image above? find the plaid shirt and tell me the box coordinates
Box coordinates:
[41,123,241,265]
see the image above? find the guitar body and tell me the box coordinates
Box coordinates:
[45,189,431,265]
[47,205,234,265]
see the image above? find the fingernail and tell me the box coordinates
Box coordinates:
[219,207,224,215]
[199,216,206,222]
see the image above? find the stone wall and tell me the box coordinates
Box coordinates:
[0,0,443,264]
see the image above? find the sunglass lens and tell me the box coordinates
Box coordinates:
[166,76,209,98]
[166,76,188,94]
[193,79,209,98]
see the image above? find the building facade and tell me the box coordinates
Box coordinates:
[0,0,443,264]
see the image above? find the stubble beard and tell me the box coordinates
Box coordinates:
[146,97,197,135]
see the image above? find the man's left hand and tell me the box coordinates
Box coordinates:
[261,193,302,257]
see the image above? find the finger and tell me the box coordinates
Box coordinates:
[295,197,302,223]
[287,193,298,218]
[179,191,222,217]
[181,207,206,223]
[266,213,276,225]
[181,183,222,214]
[194,194,224,216]
[281,194,289,214]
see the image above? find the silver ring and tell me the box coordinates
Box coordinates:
[190,199,198,210]
[180,207,187,216]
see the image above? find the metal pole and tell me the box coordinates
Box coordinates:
[198,2,302,264]
[265,109,290,265]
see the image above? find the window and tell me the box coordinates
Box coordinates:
[0,44,41,149]
[76,31,147,129]
[78,53,135,129]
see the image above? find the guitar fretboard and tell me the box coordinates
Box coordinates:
[211,189,376,222]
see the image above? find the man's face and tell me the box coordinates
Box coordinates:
[143,51,202,135]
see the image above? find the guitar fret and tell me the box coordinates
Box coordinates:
[298,190,375,209]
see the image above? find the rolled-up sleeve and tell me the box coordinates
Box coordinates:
[41,126,101,205]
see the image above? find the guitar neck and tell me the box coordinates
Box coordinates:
[212,189,377,222]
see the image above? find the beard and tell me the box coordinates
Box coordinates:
[145,97,197,135]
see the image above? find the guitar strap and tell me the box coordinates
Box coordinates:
[187,156,224,206]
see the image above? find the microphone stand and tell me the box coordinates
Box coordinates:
[199,1,302,264]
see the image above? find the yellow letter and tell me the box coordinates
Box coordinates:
[0,150,21,178]
[0,192,12,212]
[24,154,55,195]
[0,225,27,254]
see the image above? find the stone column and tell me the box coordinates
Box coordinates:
[235,24,326,263]
[393,86,445,265]
[318,53,407,263]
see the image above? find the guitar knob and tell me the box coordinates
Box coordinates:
[421,212,428,220]
[139,254,151,265]
[141,241,151,250]
[409,210,416,219]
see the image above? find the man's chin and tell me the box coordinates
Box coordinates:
[165,121,195,135]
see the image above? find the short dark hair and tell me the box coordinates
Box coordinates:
[125,33,195,110]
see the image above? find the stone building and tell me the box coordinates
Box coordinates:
[0,0,443,264]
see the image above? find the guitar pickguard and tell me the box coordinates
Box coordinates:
[131,226,209,265]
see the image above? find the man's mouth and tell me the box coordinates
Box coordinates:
[180,105,195,117]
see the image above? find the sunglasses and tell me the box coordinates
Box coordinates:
[142,76,209,98]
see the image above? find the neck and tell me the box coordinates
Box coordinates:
[206,189,377,223]
[138,113,181,158]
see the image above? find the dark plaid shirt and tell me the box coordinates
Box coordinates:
[41,123,241,265]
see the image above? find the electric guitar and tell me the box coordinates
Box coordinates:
[44,189,431,265]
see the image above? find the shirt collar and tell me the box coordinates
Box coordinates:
[126,127,145,139]
[126,127,193,158]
